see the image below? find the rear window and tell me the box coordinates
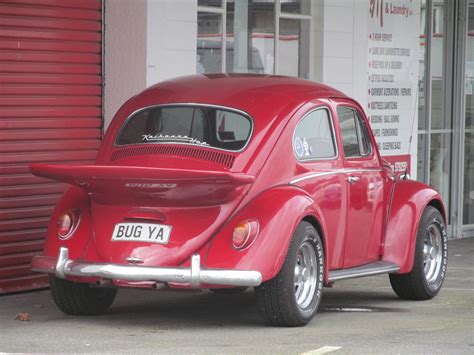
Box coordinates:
[116,105,252,151]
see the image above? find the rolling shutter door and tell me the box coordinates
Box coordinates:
[0,0,102,293]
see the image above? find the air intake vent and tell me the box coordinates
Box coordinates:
[110,145,235,169]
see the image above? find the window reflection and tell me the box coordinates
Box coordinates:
[226,0,274,74]
[279,18,310,78]
[197,12,223,73]
[463,2,474,225]
[430,133,451,213]
[281,0,311,15]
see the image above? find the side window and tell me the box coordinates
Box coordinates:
[354,110,372,156]
[293,108,337,160]
[336,106,372,158]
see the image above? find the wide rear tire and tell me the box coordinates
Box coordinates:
[255,221,324,327]
[49,275,117,315]
[389,206,448,300]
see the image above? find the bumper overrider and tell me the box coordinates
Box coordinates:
[31,247,262,288]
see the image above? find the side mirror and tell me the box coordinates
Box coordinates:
[398,173,410,180]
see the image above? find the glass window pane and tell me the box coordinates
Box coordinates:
[463,2,474,225]
[418,0,427,130]
[417,133,427,182]
[430,133,452,213]
[337,107,361,158]
[294,109,336,160]
[197,12,223,73]
[116,106,252,151]
[281,0,311,15]
[279,18,310,78]
[431,1,450,130]
[225,0,274,74]
[464,133,474,224]
[198,0,222,7]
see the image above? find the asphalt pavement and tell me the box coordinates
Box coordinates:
[0,238,473,354]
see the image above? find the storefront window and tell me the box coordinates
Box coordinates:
[278,18,310,78]
[196,0,310,78]
[198,0,221,7]
[417,0,452,216]
[226,0,274,74]
[197,12,223,73]
[280,0,311,15]
[417,0,427,184]
[463,2,474,226]
[429,1,452,215]
[418,0,427,131]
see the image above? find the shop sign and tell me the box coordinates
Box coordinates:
[367,0,420,175]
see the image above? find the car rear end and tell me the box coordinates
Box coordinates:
[31,104,263,290]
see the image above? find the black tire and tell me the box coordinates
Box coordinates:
[389,206,448,300]
[255,221,324,327]
[49,275,117,315]
[210,287,248,294]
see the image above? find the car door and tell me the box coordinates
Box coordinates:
[335,103,386,268]
[289,105,348,270]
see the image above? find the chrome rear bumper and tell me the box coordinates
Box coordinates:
[31,247,262,288]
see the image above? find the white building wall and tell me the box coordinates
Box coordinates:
[146,0,198,86]
[320,1,356,98]
[314,0,369,107]
[104,0,147,129]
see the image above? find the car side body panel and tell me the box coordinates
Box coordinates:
[203,186,331,282]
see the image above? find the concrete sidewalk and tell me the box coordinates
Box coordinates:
[0,238,473,354]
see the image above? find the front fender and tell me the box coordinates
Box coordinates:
[383,179,445,273]
[203,186,328,282]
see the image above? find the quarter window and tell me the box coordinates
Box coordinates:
[293,109,336,160]
[336,106,372,158]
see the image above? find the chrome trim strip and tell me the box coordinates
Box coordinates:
[290,168,383,184]
[114,103,254,153]
[32,247,262,288]
[328,261,399,282]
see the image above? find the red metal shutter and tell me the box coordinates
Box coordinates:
[0,0,102,293]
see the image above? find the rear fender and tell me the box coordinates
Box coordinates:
[43,187,92,259]
[383,179,446,273]
[203,186,330,282]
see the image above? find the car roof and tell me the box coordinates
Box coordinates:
[133,74,349,126]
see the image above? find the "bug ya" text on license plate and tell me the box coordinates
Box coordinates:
[111,223,171,244]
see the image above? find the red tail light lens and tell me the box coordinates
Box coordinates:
[232,220,259,250]
[57,210,79,239]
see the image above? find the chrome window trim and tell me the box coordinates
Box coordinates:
[114,103,254,153]
[290,168,383,184]
[292,106,339,162]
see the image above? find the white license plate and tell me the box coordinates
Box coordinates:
[111,223,171,244]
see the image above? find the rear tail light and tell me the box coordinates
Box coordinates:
[57,210,79,240]
[232,220,259,250]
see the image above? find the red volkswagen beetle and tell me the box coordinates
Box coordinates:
[31,74,447,326]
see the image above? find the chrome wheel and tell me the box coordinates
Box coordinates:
[423,223,443,283]
[294,241,318,309]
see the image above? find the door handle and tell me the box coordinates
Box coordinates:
[347,176,360,184]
